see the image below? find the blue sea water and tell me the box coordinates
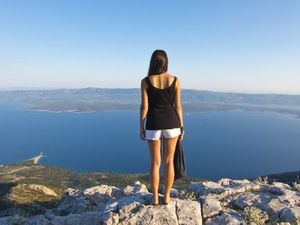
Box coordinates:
[0,102,300,181]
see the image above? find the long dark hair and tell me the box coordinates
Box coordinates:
[147,50,168,76]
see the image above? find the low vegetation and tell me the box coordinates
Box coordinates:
[0,163,204,217]
[255,176,269,184]
[292,181,300,192]
[243,206,269,225]
[182,190,197,201]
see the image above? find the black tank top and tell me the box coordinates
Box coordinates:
[145,75,181,130]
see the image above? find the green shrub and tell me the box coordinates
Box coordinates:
[292,181,300,192]
[243,206,269,225]
[182,190,197,201]
[255,176,269,184]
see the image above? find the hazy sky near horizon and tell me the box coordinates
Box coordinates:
[0,0,299,94]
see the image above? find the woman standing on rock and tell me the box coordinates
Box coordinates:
[139,49,184,206]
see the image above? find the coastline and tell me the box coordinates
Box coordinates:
[13,103,300,119]
[2,155,299,186]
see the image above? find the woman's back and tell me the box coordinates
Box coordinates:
[146,73,176,89]
[144,73,181,130]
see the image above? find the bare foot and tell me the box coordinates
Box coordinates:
[163,193,171,204]
[152,194,159,205]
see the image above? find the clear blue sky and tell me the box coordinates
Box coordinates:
[0,0,299,94]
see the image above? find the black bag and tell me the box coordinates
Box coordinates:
[174,139,187,180]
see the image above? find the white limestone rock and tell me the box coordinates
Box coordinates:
[0,217,11,225]
[175,198,202,225]
[24,215,50,225]
[280,207,300,224]
[217,178,250,186]
[188,181,226,196]
[57,190,92,214]
[204,209,245,225]
[49,211,107,225]
[3,178,300,225]
[201,196,223,219]
[122,180,148,196]
[161,186,183,198]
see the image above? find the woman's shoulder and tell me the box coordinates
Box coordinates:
[167,73,178,80]
[142,76,150,83]
[141,76,147,82]
[141,76,149,88]
[170,74,180,89]
[168,74,179,82]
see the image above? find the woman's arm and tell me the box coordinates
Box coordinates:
[140,78,148,140]
[174,78,184,128]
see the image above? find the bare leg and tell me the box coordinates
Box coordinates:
[147,139,162,204]
[163,135,179,203]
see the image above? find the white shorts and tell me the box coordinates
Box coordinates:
[145,128,181,140]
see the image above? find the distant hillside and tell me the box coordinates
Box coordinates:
[0,88,300,117]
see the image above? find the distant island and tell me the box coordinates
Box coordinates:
[0,87,300,118]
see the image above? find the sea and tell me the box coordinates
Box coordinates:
[1,102,300,181]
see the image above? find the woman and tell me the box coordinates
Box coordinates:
[139,49,184,206]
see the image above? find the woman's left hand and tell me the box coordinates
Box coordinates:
[179,127,184,141]
[140,128,146,141]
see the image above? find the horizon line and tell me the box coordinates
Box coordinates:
[0,86,300,96]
